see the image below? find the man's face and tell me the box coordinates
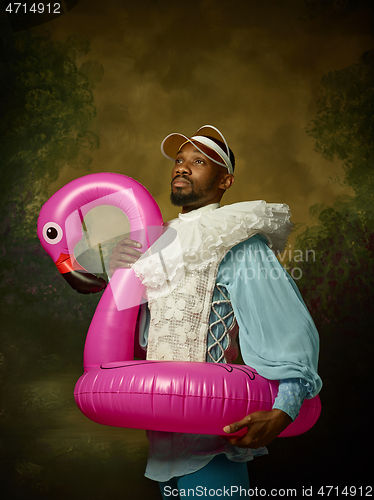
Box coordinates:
[170,142,230,212]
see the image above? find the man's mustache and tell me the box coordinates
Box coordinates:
[171,175,193,186]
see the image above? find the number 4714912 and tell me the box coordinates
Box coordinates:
[5,3,61,14]
[317,486,372,496]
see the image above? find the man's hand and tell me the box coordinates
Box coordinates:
[108,238,142,278]
[222,409,292,449]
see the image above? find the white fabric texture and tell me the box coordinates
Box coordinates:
[133,201,293,292]
[146,266,220,362]
[141,202,292,363]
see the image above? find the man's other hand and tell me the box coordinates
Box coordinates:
[222,409,292,448]
[108,238,142,278]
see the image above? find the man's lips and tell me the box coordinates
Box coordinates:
[172,177,192,188]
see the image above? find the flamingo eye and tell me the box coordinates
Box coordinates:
[43,222,63,245]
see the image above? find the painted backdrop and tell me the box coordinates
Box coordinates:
[1,0,373,498]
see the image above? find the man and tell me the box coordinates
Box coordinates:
[109,125,321,499]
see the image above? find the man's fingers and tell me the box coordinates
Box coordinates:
[118,247,142,259]
[223,416,250,434]
[110,241,142,263]
[223,423,235,434]
[108,238,143,277]
[118,238,142,248]
[111,259,134,268]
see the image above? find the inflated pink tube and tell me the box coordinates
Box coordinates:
[37,173,163,366]
[38,173,321,437]
[74,361,321,437]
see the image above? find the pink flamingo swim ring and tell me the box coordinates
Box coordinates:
[37,172,321,437]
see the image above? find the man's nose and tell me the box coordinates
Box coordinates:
[174,162,191,176]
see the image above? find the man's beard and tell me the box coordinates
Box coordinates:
[170,186,202,206]
[170,173,220,207]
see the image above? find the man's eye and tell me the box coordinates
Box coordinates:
[195,159,205,164]
[175,158,183,164]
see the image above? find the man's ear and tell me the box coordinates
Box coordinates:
[220,174,235,191]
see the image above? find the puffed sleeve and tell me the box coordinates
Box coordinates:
[216,235,322,398]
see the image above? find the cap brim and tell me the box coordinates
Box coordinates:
[161,133,192,161]
[161,125,229,161]
[194,125,226,145]
[160,125,232,173]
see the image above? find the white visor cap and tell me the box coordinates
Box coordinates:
[161,125,234,175]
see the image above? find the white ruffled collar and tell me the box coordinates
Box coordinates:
[178,203,220,221]
[134,201,293,289]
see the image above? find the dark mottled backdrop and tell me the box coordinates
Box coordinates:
[1,0,373,498]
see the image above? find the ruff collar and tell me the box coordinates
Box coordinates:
[133,201,293,289]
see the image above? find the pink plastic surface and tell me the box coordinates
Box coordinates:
[38,173,321,437]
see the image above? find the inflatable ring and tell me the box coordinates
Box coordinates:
[37,173,321,437]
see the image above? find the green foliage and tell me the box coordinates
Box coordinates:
[0,27,105,351]
[0,32,124,497]
[289,51,374,330]
[289,197,374,330]
[0,28,104,434]
[307,50,374,202]
[300,0,374,22]
[0,30,102,232]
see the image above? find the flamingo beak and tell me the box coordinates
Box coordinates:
[55,253,107,294]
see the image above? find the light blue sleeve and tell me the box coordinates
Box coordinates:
[273,378,309,420]
[217,235,322,398]
[138,302,150,349]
